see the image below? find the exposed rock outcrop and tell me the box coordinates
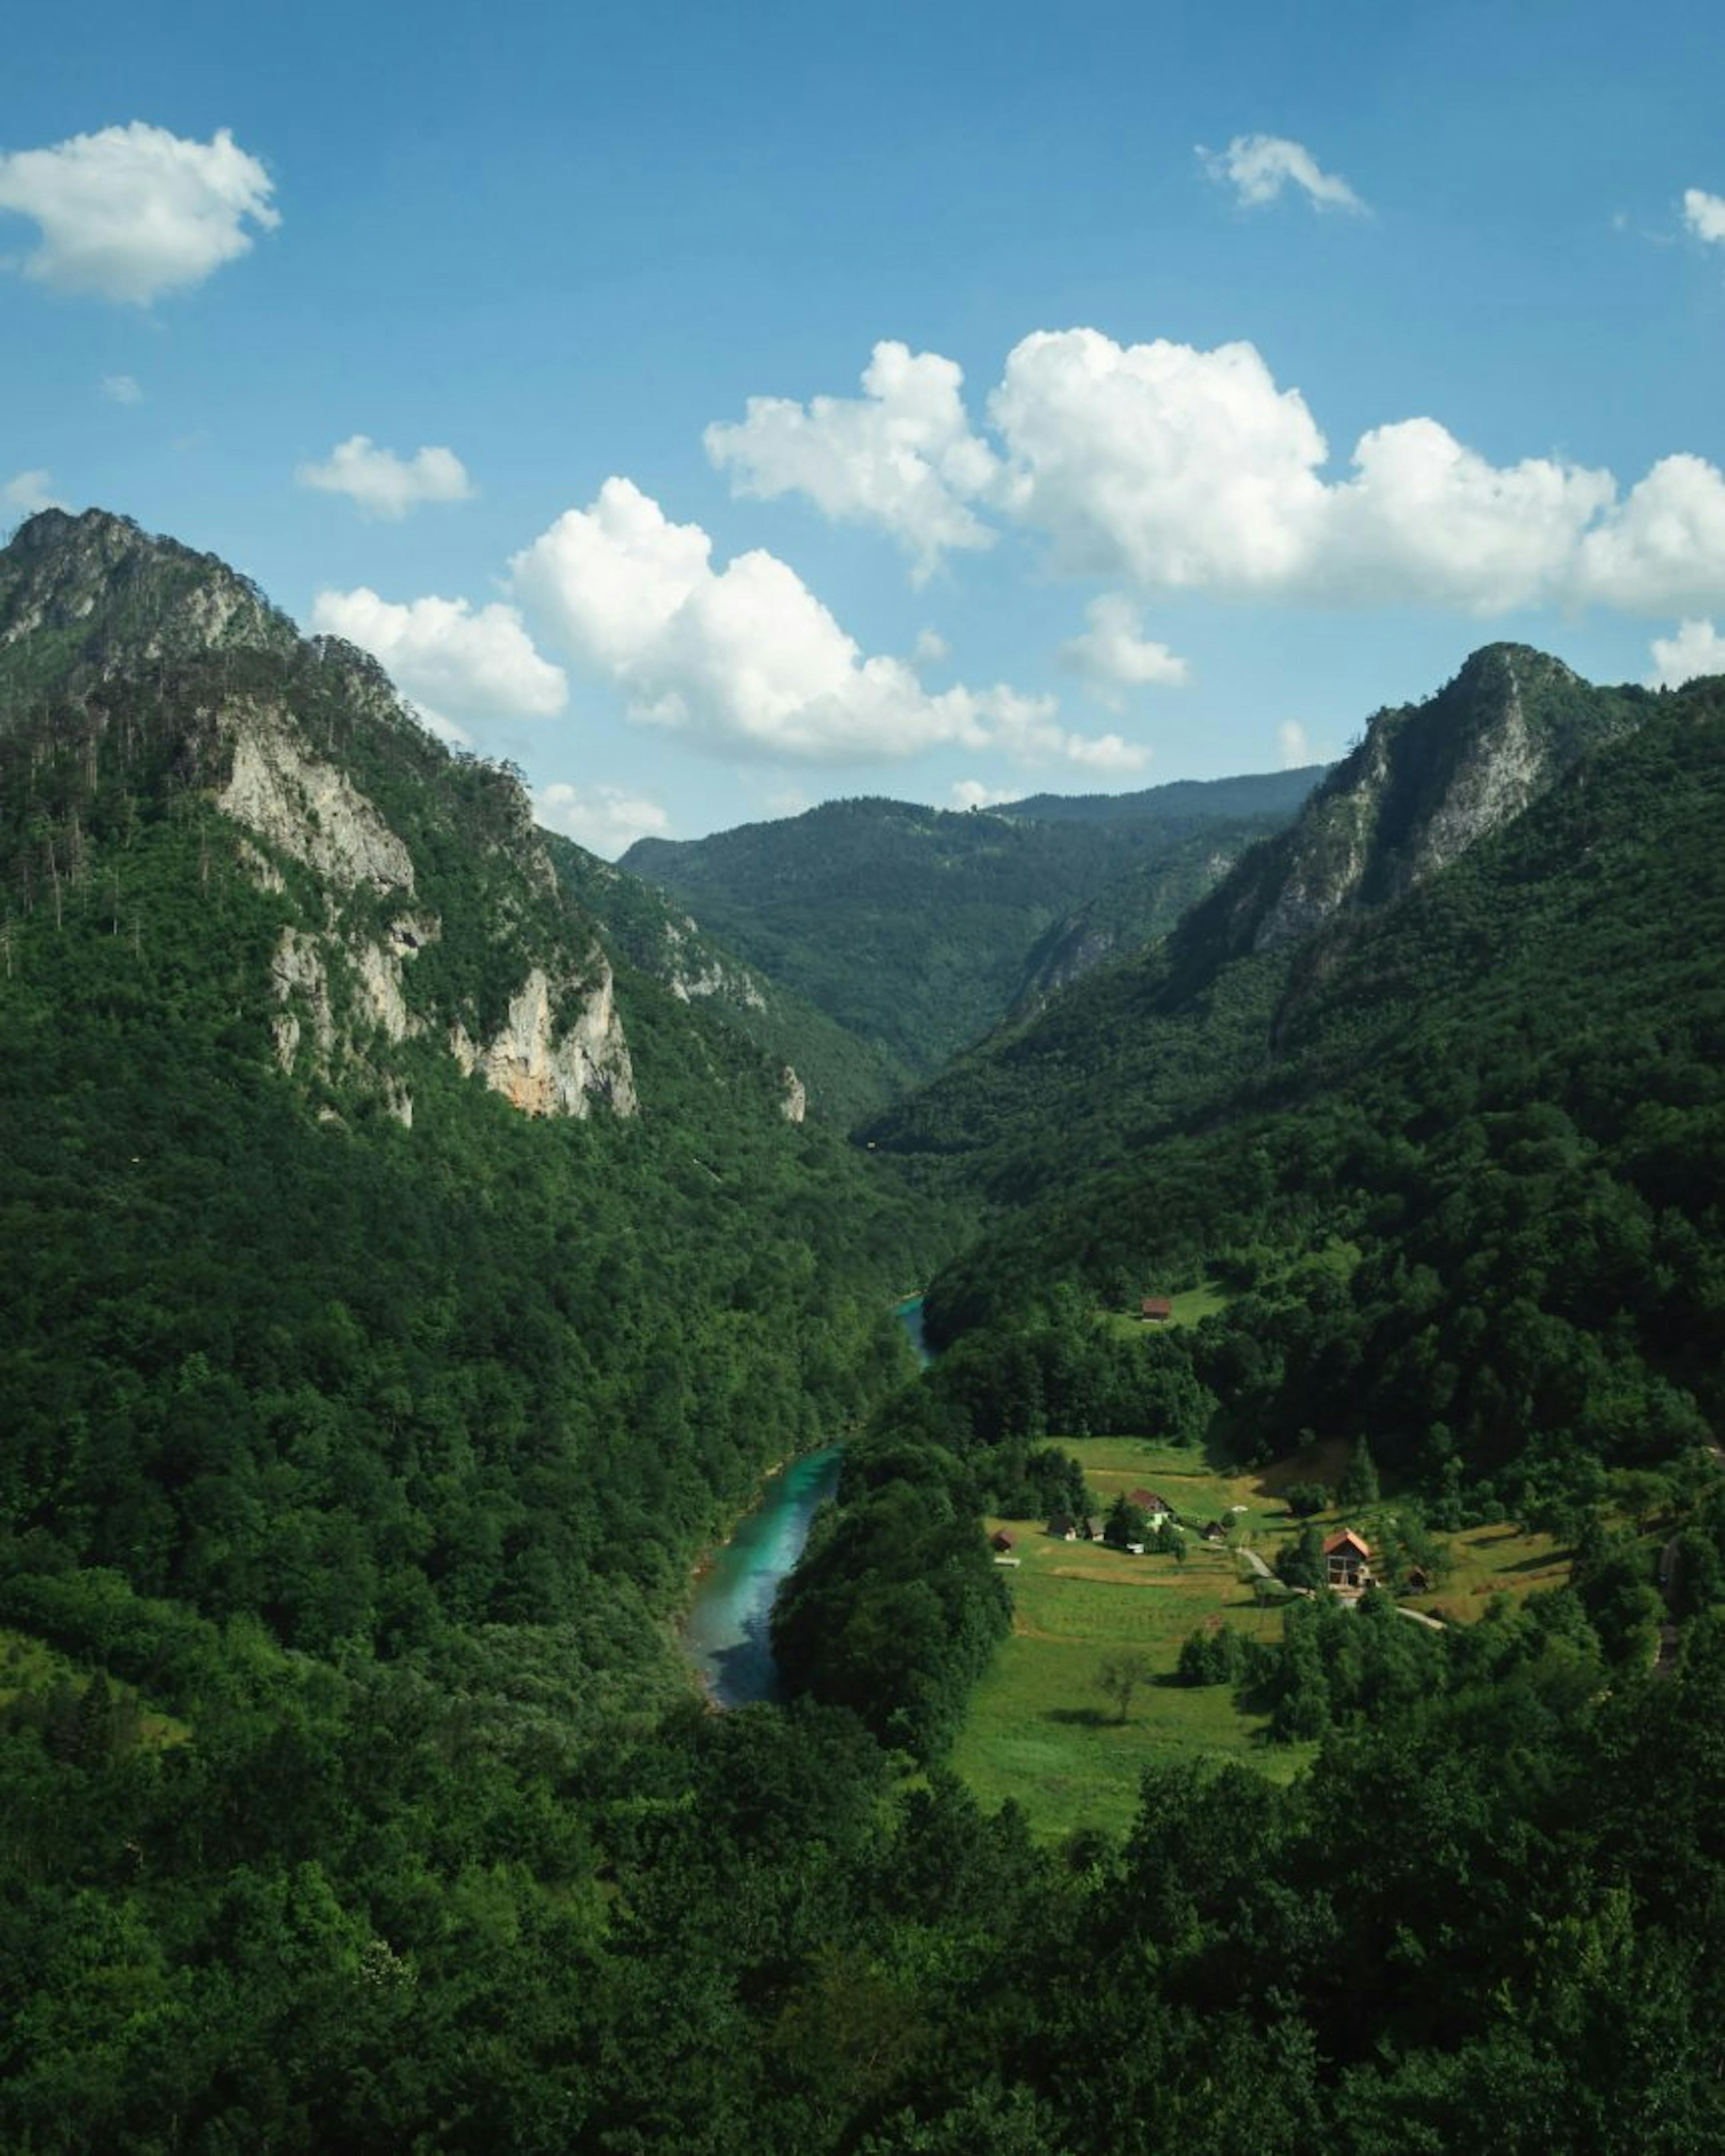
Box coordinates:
[217,701,415,895]
[450,963,637,1119]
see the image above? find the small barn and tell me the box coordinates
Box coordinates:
[1141,1297,1173,1323]
[1048,1514,1079,1542]
[1323,1528,1372,1596]
[991,1529,1017,1554]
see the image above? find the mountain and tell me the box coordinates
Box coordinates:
[0,508,946,1663]
[7,515,1725,2151]
[621,775,1320,1081]
[998,764,1327,825]
[869,644,1655,1189]
[878,648,1724,1509]
[545,831,902,1125]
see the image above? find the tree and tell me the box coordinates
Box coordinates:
[1338,1436,1380,1511]
[1097,1649,1155,1723]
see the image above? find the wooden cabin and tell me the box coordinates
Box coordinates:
[1141,1297,1173,1323]
[1323,1528,1372,1596]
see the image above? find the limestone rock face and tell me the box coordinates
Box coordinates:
[450,962,637,1119]
[779,1068,807,1123]
[1245,645,1624,955]
[217,702,415,895]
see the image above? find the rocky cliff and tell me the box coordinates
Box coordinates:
[0,509,636,1126]
[1216,645,1646,958]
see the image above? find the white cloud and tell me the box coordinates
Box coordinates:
[951,779,1018,810]
[510,477,1045,764]
[986,327,1725,616]
[914,627,950,666]
[100,373,142,404]
[0,123,277,304]
[705,340,998,580]
[1683,189,1725,244]
[1063,730,1152,773]
[1322,416,1614,611]
[535,781,670,858]
[1059,592,1189,706]
[1199,134,1367,215]
[3,469,64,514]
[1647,619,1725,688]
[991,328,1330,589]
[310,588,566,723]
[1573,455,1725,613]
[1278,720,1310,769]
[297,435,474,520]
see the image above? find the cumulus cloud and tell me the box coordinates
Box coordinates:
[705,340,998,580]
[1059,592,1189,706]
[990,329,1331,589]
[951,780,1018,810]
[510,477,1045,764]
[310,588,567,723]
[100,373,142,404]
[297,435,474,519]
[1572,455,1725,613]
[535,781,670,858]
[1199,134,1367,215]
[3,469,64,515]
[986,327,1725,616]
[1647,619,1725,688]
[712,328,1725,619]
[0,123,277,304]
[1684,189,1725,244]
[1278,720,1311,769]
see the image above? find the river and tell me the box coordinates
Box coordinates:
[681,1295,929,1707]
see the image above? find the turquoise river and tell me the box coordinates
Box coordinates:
[681,1296,929,1707]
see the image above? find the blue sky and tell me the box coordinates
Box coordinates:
[4,0,1724,853]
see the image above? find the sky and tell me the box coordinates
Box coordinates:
[4,0,1724,856]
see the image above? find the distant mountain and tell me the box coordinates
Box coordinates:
[998,765,1328,825]
[869,644,1654,1187]
[621,772,1319,1081]
[878,643,1725,1502]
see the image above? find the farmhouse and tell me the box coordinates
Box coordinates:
[1129,1488,1174,1527]
[1323,1528,1372,1597]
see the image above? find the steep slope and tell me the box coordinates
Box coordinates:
[622,777,1317,1078]
[0,508,947,1667]
[547,832,903,1124]
[871,645,1654,1189]
[0,508,635,1127]
[910,671,1725,1505]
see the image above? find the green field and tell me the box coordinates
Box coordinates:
[951,1437,1570,1838]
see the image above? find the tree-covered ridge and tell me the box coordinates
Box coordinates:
[0,510,958,1681]
[622,789,1309,1079]
[900,680,1725,1519]
[546,830,905,1125]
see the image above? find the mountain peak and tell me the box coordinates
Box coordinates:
[1226,643,1641,954]
[0,504,296,686]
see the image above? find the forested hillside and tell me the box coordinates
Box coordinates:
[871,659,1725,1516]
[6,514,1725,2153]
[622,780,1314,1078]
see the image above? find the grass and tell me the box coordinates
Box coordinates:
[0,1626,190,1750]
[951,1436,1570,1839]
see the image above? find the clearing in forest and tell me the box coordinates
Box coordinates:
[950,1437,1568,1838]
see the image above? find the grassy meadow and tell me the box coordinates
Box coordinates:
[951,1437,1571,1838]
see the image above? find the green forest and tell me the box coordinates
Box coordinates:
[5,512,1725,2152]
